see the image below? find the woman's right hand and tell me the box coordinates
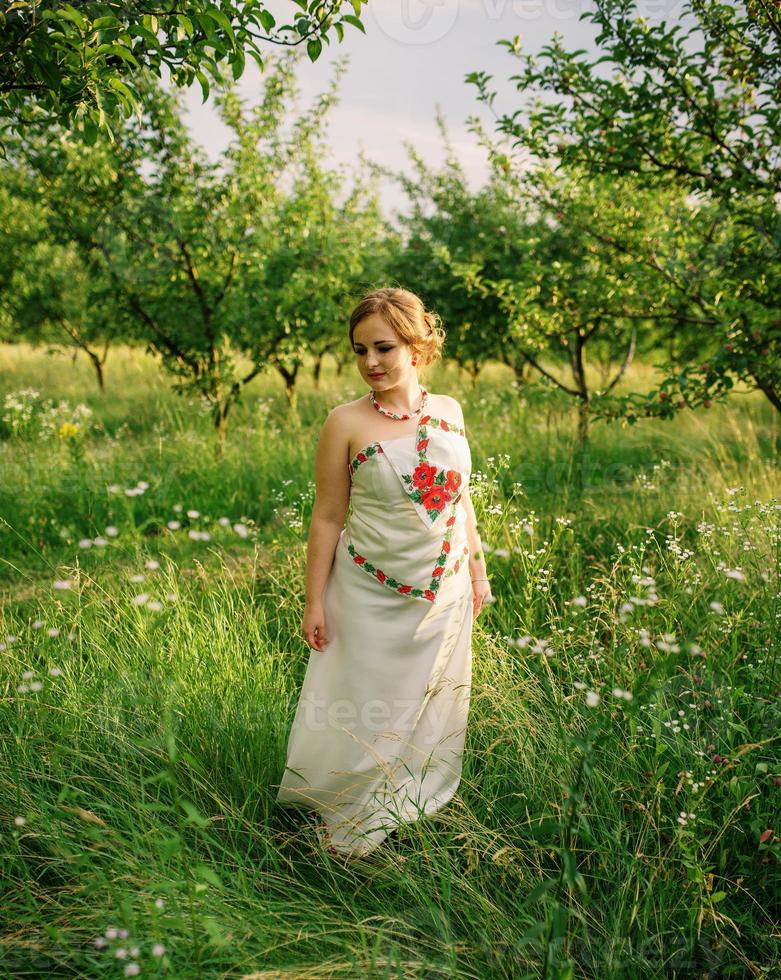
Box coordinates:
[302,600,329,652]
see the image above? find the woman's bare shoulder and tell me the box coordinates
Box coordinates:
[432,393,464,426]
[327,395,369,421]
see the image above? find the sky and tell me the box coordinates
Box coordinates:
[177,0,691,220]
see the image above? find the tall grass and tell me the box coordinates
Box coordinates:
[1,343,779,978]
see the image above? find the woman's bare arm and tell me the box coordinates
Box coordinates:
[459,485,487,580]
[305,407,351,604]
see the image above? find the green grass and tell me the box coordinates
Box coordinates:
[1,343,779,978]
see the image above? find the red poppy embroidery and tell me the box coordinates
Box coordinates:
[349,442,384,476]
[421,486,452,511]
[445,471,461,493]
[412,463,437,490]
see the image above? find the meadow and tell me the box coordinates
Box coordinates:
[1,343,779,978]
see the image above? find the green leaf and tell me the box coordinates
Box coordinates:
[195,864,223,888]
[207,5,236,44]
[82,117,98,145]
[92,16,122,29]
[516,920,547,946]
[127,24,160,48]
[259,9,276,31]
[158,833,182,859]
[58,5,87,30]
[97,43,140,67]
[108,77,135,103]
[307,38,322,61]
[195,69,210,103]
[177,14,194,38]
[180,799,210,828]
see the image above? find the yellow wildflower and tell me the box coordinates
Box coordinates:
[58,422,80,441]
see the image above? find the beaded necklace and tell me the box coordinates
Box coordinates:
[369,386,428,421]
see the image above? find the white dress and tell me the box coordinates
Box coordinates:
[275,410,474,856]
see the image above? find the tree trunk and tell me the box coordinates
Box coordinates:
[752,373,781,414]
[86,346,107,391]
[576,398,590,450]
[313,352,324,388]
[274,363,299,410]
[213,398,231,459]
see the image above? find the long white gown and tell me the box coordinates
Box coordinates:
[275,410,474,856]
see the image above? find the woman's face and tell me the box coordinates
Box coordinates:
[352,314,415,389]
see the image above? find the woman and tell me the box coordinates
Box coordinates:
[275,287,493,858]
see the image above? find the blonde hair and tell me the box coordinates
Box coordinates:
[349,287,446,370]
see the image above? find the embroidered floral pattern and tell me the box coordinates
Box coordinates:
[347,416,466,479]
[444,544,470,578]
[349,443,384,475]
[347,513,468,602]
[418,415,465,437]
[402,417,464,522]
[345,413,470,602]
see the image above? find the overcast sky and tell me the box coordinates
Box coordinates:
[178,0,690,219]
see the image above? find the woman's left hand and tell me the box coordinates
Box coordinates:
[471,578,493,617]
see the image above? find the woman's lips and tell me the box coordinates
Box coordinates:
[368,372,385,378]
